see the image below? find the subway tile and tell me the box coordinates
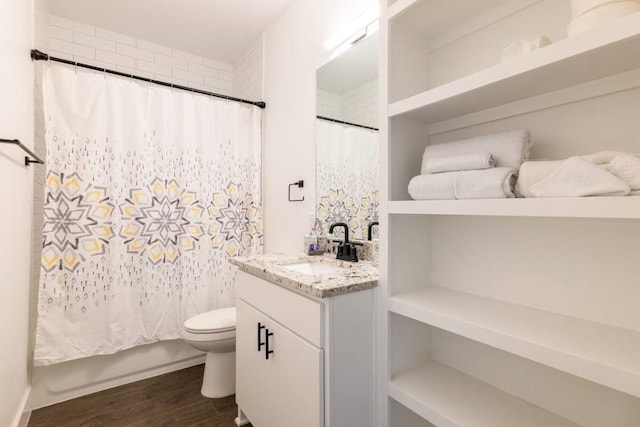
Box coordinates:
[74,32,116,52]
[203,57,233,72]
[136,39,172,56]
[217,69,232,82]
[168,77,190,88]
[47,49,74,61]
[116,43,154,62]
[155,53,188,70]
[48,25,73,42]
[49,38,95,59]
[172,68,204,85]
[49,15,96,35]
[172,48,203,64]
[188,62,217,78]
[96,28,136,46]
[204,77,233,93]
[96,50,135,68]
[136,59,171,77]
[75,56,112,71]
[116,65,155,80]
[191,81,217,93]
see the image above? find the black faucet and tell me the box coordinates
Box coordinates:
[329,222,357,262]
[367,221,379,241]
[329,222,349,243]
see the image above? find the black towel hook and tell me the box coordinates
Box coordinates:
[288,180,304,202]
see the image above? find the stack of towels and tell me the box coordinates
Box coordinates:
[408,130,531,200]
[516,151,640,197]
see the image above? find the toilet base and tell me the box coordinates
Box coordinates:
[201,350,236,398]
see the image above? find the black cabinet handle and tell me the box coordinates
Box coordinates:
[257,322,266,352]
[265,329,274,360]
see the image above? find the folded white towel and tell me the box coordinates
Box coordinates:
[529,157,630,197]
[517,151,640,197]
[421,130,530,174]
[422,152,496,174]
[408,168,516,200]
[584,151,640,190]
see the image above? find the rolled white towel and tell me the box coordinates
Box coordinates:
[528,157,630,197]
[423,152,496,174]
[515,160,564,197]
[421,129,530,174]
[408,168,516,200]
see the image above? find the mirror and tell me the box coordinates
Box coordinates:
[315,31,379,241]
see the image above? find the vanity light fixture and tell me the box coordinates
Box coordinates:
[324,3,379,51]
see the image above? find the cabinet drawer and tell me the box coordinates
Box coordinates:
[236,270,323,347]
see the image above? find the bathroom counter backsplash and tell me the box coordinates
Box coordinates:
[230,253,378,299]
[305,236,379,265]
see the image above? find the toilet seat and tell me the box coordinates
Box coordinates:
[184,306,236,334]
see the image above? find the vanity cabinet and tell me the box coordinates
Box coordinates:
[236,299,323,427]
[235,270,375,427]
[380,0,640,426]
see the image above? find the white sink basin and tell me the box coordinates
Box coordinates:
[282,261,345,275]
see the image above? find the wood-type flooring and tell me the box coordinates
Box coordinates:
[28,364,248,427]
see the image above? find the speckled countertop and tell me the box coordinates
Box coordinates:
[230,253,378,298]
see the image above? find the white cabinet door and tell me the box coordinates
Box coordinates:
[236,299,323,427]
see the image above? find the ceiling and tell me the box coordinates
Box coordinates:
[44,0,295,63]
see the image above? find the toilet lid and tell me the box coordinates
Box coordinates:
[184,307,236,333]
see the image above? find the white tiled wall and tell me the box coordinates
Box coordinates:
[317,89,342,119]
[234,35,264,101]
[342,78,378,129]
[38,14,264,100]
[316,78,378,129]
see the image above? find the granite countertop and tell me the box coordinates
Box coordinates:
[230,253,378,298]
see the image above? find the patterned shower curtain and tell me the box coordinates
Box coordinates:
[316,119,379,239]
[34,64,262,365]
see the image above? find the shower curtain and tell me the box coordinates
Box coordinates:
[34,64,262,365]
[316,119,379,239]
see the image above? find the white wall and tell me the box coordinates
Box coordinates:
[262,0,379,252]
[27,14,264,410]
[0,0,34,425]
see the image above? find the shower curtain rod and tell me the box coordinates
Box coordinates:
[316,115,379,131]
[30,49,266,109]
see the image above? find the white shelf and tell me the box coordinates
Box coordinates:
[388,0,511,40]
[388,286,640,398]
[388,12,640,123]
[389,360,579,427]
[388,196,640,219]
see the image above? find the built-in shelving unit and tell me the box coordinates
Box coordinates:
[388,11,640,123]
[380,0,640,425]
[389,360,580,427]
[389,286,640,399]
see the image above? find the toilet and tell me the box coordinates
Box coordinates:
[181,307,236,398]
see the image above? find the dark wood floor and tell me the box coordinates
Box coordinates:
[28,364,248,427]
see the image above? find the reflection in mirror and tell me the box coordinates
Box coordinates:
[316,31,379,241]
